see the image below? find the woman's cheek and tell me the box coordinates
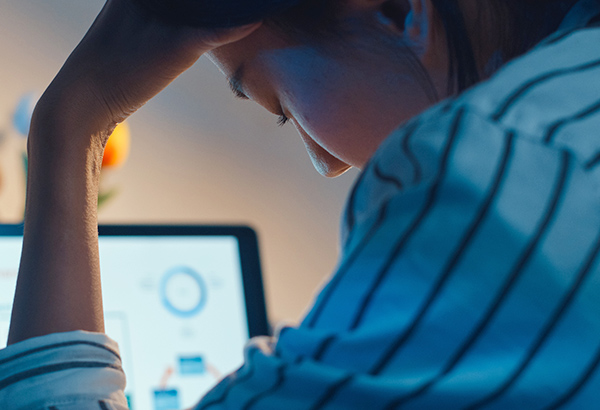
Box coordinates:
[292,119,351,177]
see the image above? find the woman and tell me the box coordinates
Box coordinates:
[2,0,600,408]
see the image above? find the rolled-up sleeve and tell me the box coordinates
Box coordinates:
[0,331,128,410]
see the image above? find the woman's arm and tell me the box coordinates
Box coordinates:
[7,86,109,344]
[7,0,260,345]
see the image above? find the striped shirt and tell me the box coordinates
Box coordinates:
[2,2,600,409]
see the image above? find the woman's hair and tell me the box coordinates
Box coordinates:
[438,0,581,92]
[267,0,581,95]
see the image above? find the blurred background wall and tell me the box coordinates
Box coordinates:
[0,0,358,324]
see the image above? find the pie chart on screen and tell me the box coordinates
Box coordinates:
[160,267,207,317]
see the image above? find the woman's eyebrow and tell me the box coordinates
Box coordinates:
[228,64,249,100]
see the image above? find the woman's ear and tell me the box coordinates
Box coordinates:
[405,0,428,39]
[378,0,413,33]
[376,0,433,45]
[342,0,439,42]
[379,0,447,63]
[344,0,448,70]
[357,0,433,46]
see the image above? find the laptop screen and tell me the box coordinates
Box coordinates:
[0,225,269,410]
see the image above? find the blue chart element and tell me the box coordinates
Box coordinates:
[153,389,179,410]
[160,267,207,318]
[179,355,206,375]
[125,394,133,409]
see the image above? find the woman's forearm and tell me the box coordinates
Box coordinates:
[4,0,260,346]
[7,100,107,345]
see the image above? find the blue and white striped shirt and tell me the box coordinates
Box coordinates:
[2,2,600,409]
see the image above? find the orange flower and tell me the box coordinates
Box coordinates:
[102,122,131,168]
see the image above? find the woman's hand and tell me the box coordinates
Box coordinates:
[8,0,260,345]
[41,0,261,137]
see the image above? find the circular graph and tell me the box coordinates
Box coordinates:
[160,267,207,318]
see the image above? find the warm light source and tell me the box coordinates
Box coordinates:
[102,122,131,169]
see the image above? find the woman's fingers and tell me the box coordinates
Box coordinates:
[42,0,262,134]
[194,21,263,50]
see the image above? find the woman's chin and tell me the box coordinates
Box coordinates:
[298,132,352,177]
[309,154,352,178]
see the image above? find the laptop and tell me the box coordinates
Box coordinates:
[0,224,269,410]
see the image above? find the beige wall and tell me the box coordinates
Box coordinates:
[0,0,359,324]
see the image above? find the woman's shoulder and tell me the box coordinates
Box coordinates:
[455,25,600,151]
[371,24,600,181]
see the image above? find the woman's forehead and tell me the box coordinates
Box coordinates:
[208,25,295,84]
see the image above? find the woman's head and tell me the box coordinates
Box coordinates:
[204,0,579,176]
[266,0,581,91]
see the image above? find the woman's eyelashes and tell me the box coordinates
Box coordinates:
[277,113,290,127]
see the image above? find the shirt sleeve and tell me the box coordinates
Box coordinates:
[0,330,128,410]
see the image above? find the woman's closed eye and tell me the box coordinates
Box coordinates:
[277,113,290,127]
